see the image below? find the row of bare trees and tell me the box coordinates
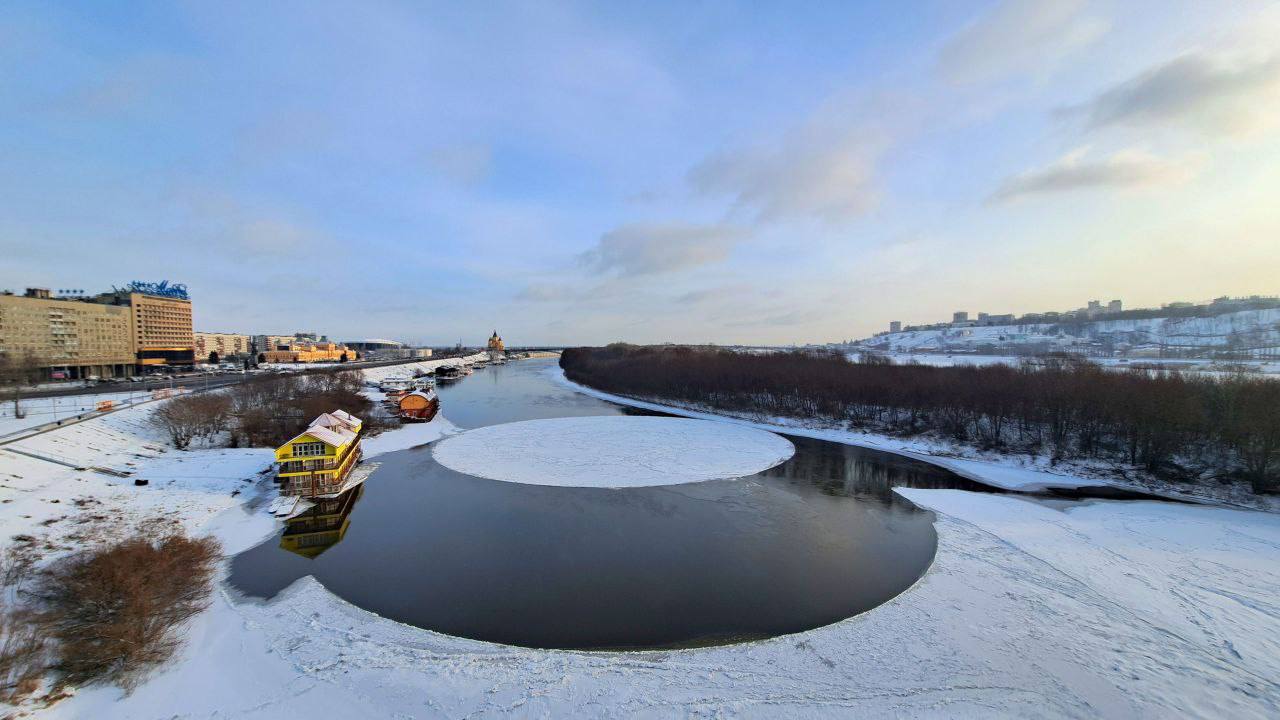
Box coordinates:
[561,345,1280,493]
[151,369,380,449]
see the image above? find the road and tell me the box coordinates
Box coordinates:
[14,355,472,400]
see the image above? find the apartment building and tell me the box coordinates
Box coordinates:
[195,332,251,361]
[0,288,136,379]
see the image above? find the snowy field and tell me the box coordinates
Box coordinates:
[432,416,794,488]
[2,364,1278,719]
[0,390,163,438]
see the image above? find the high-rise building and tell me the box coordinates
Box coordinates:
[94,285,194,367]
[889,321,902,333]
[1107,299,1122,313]
[952,311,969,324]
[0,288,136,379]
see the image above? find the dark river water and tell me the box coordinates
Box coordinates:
[229,358,989,649]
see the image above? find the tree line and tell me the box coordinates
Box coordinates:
[561,345,1280,493]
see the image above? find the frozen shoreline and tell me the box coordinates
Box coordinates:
[4,361,1278,719]
[550,366,1278,511]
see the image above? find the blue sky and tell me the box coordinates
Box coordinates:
[2,1,1278,345]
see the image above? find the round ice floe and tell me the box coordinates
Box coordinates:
[431,416,795,488]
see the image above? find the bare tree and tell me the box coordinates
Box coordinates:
[151,398,202,450]
[0,350,44,419]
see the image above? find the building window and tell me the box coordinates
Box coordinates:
[293,442,326,457]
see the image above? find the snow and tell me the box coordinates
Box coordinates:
[863,351,1280,377]
[896,451,1109,491]
[7,363,1280,719]
[361,414,458,458]
[0,390,162,439]
[39,489,1280,720]
[859,307,1280,358]
[431,416,795,488]
[359,353,488,384]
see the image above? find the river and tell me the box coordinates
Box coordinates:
[229,358,992,650]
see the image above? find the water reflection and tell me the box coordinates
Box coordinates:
[762,437,995,503]
[280,486,363,558]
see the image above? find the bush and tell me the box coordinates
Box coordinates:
[0,599,44,703]
[31,532,221,690]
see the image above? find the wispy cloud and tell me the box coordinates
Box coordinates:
[687,95,893,224]
[515,282,580,303]
[696,122,885,222]
[578,223,743,276]
[991,148,1195,202]
[937,0,1109,85]
[1063,51,1280,136]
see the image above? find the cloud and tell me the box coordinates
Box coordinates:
[675,284,756,305]
[937,0,1109,85]
[991,148,1195,202]
[515,283,579,302]
[427,144,493,186]
[578,223,743,276]
[1064,51,1280,136]
[724,308,824,329]
[689,115,886,224]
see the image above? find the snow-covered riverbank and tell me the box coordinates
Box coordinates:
[4,361,1279,719]
[551,367,1279,512]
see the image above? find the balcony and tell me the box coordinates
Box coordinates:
[279,446,362,496]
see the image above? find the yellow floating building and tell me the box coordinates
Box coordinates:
[275,411,364,498]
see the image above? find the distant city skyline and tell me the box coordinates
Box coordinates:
[2,1,1278,345]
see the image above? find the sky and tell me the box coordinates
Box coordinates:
[1,0,1278,346]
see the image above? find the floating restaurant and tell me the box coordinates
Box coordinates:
[274,411,365,498]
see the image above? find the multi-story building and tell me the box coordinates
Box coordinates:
[93,283,194,368]
[194,332,251,362]
[0,288,136,379]
[275,411,364,498]
[889,321,902,333]
[261,341,354,363]
[952,311,969,324]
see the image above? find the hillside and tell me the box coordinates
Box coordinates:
[855,307,1280,359]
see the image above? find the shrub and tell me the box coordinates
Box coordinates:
[31,532,221,690]
[0,599,44,703]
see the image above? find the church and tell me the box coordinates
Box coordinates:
[487,330,506,360]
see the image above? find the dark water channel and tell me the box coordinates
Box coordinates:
[229,358,993,649]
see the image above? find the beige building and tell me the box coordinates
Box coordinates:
[195,332,251,361]
[262,341,354,364]
[94,290,195,367]
[0,289,136,379]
